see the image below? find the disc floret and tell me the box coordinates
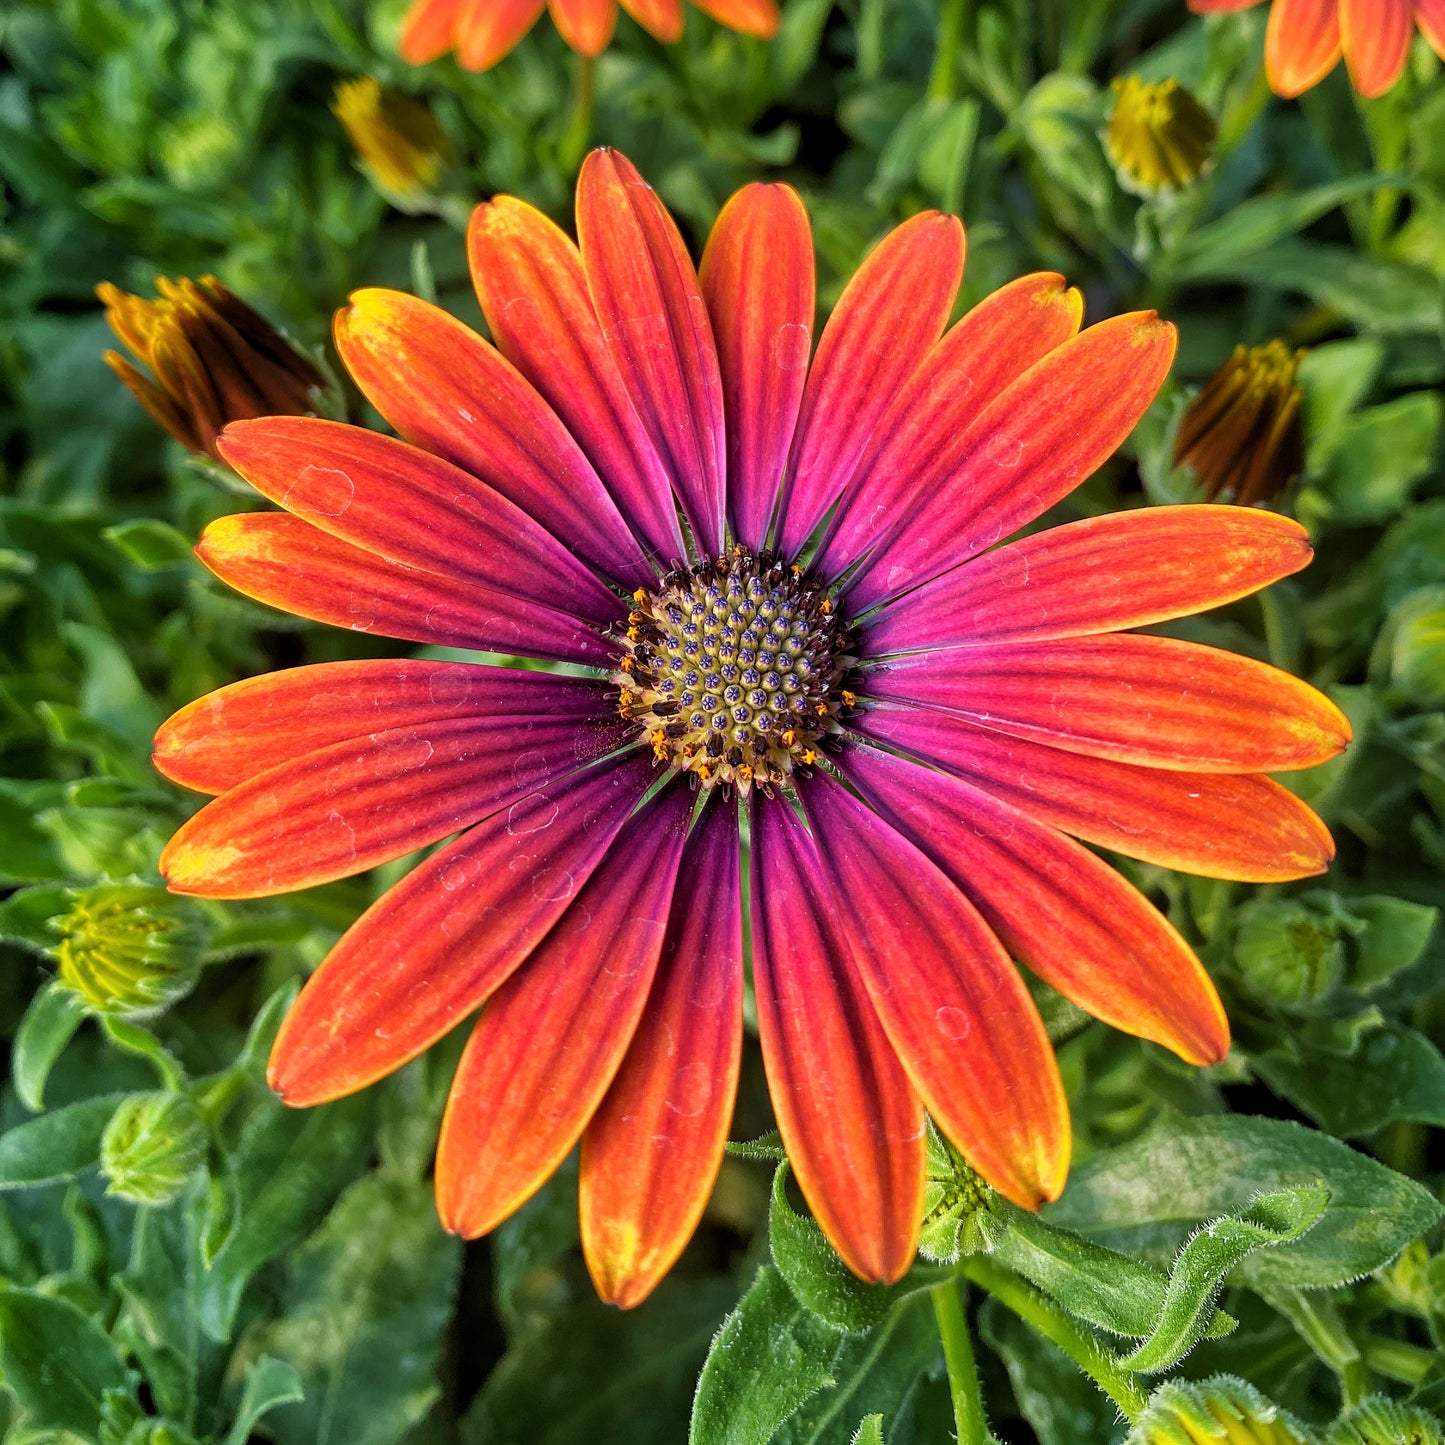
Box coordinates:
[617,546,855,795]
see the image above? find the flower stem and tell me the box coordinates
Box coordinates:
[931,1279,989,1445]
[960,1256,1149,1423]
[928,0,971,102]
[560,54,596,173]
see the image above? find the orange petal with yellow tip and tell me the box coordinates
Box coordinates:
[692,0,779,36]
[580,802,743,1309]
[548,0,617,54]
[1265,0,1342,96]
[619,0,683,41]
[798,773,1072,1209]
[435,785,692,1239]
[1340,0,1413,96]
[750,797,925,1283]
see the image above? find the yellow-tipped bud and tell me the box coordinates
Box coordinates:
[1106,76,1218,198]
[100,1091,208,1207]
[97,275,328,461]
[53,883,206,1018]
[1128,1378,1310,1445]
[1327,1397,1443,1445]
[332,77,446,209]
[1173,341,1306,506]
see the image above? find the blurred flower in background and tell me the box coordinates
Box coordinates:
[397,0,779,70]
[1188,0,1445,97]
[98,276,330,463]
[1105,76,1218,197]
[332,77,447,211]
[1174,340,1306,505]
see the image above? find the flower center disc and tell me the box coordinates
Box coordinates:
[616,546,854,795]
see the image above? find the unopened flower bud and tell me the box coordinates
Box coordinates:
[98,275,328,461]
[1174,341,1306,506]
[53,883,206,1017]
[1128,1377,1309,1445]
[1232,896,1346,1009]
[1106,76,1217,197]
[1327,1398,1444,1445]
[919,1122,1000,1263]
[100,1091,208,1207]
[332,77,446,210]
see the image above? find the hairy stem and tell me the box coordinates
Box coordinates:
[932,1278,989,1445]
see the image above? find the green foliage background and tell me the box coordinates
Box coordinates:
[1,0,1443,1441]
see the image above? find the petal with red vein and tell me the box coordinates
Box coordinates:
[843,313,1176,610]
[816,273,1081,580]
[864,506,1313,654]
[217,417,620,626]
[161,704,629,899]
[468,196,685,567]
[692,0,779,35]
[858,703,1335,882]
[1340,0,1412,95]
[453,0,546,68]
[750,798,924,1282]
[580,801,742,1308]
[397,0,464,63]
[335,289,650,589]
[777,212,965,559]
[1265,0,1341,95]
[436,785,692,1238]
[842,742,1230,1065]
[268,752,655,1106]
[699,183,814,549]
[195,513,612,667]
[547,0,617,53]
[862,634,1351,773]
[155,661,611,796]
[619,0,683,40]
[577,150,727,556]
[799,773,1070,1208]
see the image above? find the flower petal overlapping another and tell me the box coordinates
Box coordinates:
[1189,0,1445,97]
[155,148,1348,1306]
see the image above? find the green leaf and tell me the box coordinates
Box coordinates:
[851,1416,884,1445]
[0,1093,127,1189]
[102,519,196,570]
[1311,393,1443,525]
[223,1356,305,1445]
[0,1283,130,1438]
[492,1153,579,1322]
[1046,1114,1442,1288]
[770,1162,897,1333]
[1117,1185,1328,1372]
[247,1172,461,1445]
[12,981,87,1112]
[691,1265,841,1445]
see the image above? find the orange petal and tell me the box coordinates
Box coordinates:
[1265,0,1342,96]
[334,289,649,588]
[398,0,466,63]
[1418,0,1445,61]
[467,195,685,567]
[1340,0,1413,95]
[548,0,617,53]
[750,796,925,1283]
[577,150,727,556]
[863,506,1314,653]
[699,182,814,549]
[800,773,1071,1208]
[267,753,654,1105]
[435,785,692,1238]
[691,0,780,37]
[843,742,1231,1067]
[580,802,743,1308]
[453,0,546,69]
[859,704,1336,883]
[618,0,683,41]
[862,634,1352,773]
[777,211,965,559]
[154,661,613,796]
[194,512,612,667]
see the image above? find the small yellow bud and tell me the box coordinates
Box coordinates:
[1173,341,1306,506]
[1128,1378,1310,1445]
[100,1091,208,1207]
[1106,76,1218,198]
[53,883,206,1018]
[331,77,446,209]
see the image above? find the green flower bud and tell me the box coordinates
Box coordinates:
[919,1121,1001,1264]
[53,883,206,1017]
[100,1091,208,1207]
[1233,897,1346,1009]
[1327,1398,1443,1445]
[1128,1377,1310,1445]
[1105,76,1218,198]
[1386,588,1445,710]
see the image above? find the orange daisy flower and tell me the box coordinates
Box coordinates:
[1189,0,1445,97]
[155,149,1347,1305]
[398,0,778,70]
